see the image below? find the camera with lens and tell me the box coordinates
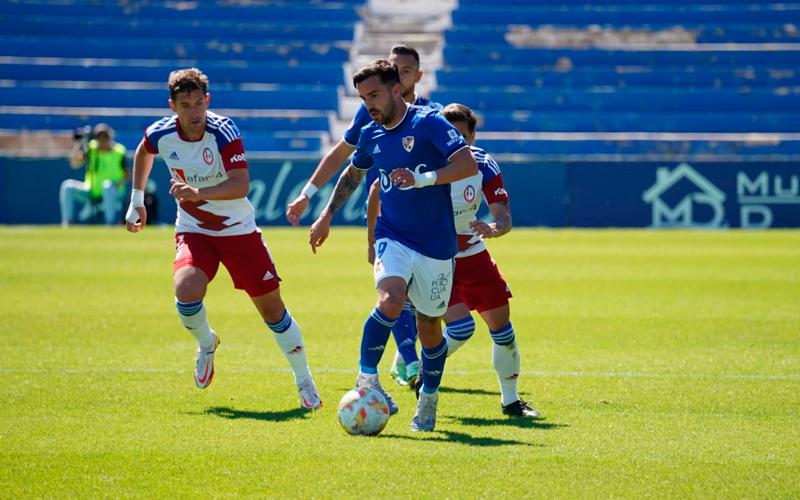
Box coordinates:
[73,125,93,142]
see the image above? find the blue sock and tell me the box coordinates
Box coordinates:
[489,323,515,346]
[359,308,397,374]
[264,309,292,333]
[421,337,448,394]
[392,302,419,364]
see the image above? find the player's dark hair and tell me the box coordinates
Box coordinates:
[352,60,400,89]
[390,44,420,65]
[442,103,477,135]
[168,68,209,101]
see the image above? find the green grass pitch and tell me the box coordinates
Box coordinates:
[1,226,798,497]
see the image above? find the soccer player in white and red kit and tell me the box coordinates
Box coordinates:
[440,103,541,418]
[125,68,321,409]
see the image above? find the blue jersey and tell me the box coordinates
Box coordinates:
[352,105,469,260]
[357,97,442,199]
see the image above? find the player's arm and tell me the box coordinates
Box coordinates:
[68,138,86,169]
[470,200,512,239]
[126,139,155,233]
[366,178,381,264]
[169,169,249,202]
[390,147,477,188]
[308,165,366,253]
[169,137,250,202]
[286,139,356,226]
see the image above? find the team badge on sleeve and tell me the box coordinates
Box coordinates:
[402,136,415,153]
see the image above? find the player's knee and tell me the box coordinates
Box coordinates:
[174,275,206,303]
[376,293,405,319]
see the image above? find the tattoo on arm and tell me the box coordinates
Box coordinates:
[324,166,366,216]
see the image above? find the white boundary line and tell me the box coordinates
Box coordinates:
[1,367,797,381]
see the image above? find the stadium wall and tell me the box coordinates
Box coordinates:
[1,158,798,228]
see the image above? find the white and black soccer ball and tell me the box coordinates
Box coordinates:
[337,387,390,436]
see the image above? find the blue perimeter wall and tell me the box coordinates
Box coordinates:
[1,157,798,228]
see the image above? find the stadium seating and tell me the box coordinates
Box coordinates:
[434,1,800,158]
[0,0,362,157]
[2,0,799,160]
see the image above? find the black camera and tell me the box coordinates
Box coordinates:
[73,125,93,141]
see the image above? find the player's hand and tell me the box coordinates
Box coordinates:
[125,206,147,233]
[389,168,415,189]
[309,212,332,254]
[367,244,375,265]
[286,195,309,227]
[169,179,201,202]
[469,219,497,238]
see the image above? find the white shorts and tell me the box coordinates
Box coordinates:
[373,238,454,318]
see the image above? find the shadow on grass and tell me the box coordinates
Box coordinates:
[336,386,500,397]
[438,386,500,397]
[201,406,311,422]
[446,415,569,430]
[380,430,542,447]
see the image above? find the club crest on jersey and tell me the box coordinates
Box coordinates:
[402,136,415,153]
[202,147,214,165]
[463,185,476,203]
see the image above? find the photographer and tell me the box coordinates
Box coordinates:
[59,123,128,227]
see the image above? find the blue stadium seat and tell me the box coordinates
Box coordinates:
[437,65,800,88]
[451,4,800,25]
[444,45,800,67]
[0,2,361,22]
[474,111,800,133]
[432,87,800,112]
[438,0,800,158]
[0,62,345,86]
[0,84,339,111]
[446,23,800,44]
[0,35,350,61]
[0,15,355,42]
[0,114,331,134]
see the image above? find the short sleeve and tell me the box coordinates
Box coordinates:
[425,112,469,161]
[343,104,372,146]
[351,133,374,171]
[142,133,158,154]
[221,138,248,171]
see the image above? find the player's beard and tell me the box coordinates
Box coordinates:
[374,100,396,125]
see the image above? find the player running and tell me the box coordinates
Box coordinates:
[125,68,321,410]
[309,60,478,431]
[368,103,543,418]
[287,44,438,388]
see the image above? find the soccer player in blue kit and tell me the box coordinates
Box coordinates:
[287,45,439,388]
[309,60,478,431]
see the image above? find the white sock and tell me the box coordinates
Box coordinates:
[490,323,521,406]
[266,310,312,385]
[443,316,475,357]
[176,299,214,348]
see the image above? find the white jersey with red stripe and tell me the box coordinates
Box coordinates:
[143,111,256,236]
[449,145,509,258]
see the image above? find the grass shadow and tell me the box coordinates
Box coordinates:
[380,430,542,447]
[438,386,500,397]
[201,406,311,422]
[447,415,569,430]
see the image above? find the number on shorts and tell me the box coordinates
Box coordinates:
[377,241,387,259]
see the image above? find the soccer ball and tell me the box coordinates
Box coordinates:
[337,387,390,436]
